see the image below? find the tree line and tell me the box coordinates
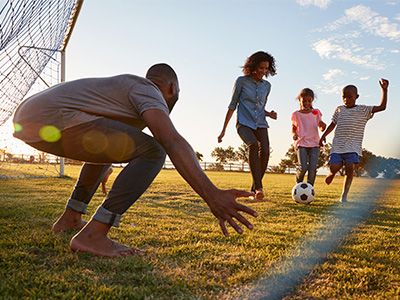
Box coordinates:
[206,143,400,179]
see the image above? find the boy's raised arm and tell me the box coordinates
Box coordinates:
[372,78,389,113]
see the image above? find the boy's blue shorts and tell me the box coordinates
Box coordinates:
[329,152,360,165]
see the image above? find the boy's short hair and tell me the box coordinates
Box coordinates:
[342,85,358,94]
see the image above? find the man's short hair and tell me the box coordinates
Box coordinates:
[146,63,177,83]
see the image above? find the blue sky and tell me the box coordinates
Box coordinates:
[2,0,400,165]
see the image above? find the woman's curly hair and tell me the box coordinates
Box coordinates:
[242,51,276,77]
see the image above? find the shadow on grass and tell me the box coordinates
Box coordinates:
[0,227,200,299]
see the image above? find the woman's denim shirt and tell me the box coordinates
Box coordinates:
[228,75,271,130]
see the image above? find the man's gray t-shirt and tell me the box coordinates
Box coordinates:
[13,74,170,143]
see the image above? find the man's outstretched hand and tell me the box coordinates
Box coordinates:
[206,189,258,236]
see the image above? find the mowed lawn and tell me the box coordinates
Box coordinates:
[0,166,399,299]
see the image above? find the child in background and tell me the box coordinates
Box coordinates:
[320,79,389,202]
[101,166,113,195]
[292,88,326,186]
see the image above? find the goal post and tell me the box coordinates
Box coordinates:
[0,0,84,178]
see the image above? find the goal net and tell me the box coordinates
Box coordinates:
[0,0,83,178]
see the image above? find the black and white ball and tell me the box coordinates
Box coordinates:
[291,182,315,204]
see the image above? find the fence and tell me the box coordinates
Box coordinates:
[0,152,298,177]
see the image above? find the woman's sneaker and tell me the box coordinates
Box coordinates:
[255,189,264,201]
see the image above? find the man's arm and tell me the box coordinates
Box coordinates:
[142,109,257,236]
[372,78,389,113]
[319,121,336,147]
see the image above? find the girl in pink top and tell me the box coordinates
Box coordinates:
[291,88,326,186]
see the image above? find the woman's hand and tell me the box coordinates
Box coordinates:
[217,130,225,143]
[268,110,277,120]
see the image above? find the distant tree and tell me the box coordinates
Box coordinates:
[269,165,286,173]
[5,152,13,162]
[195,151,203,161]
[360,149,400,178]
[319,143,331,168]
[207,163,225,171]
[211,146,237,164]
[357,149,374,176]
[383,158,400,179]
[235,143,249,164]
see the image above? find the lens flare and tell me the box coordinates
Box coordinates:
[39,125,61,142]
[82,130,108,154]
[13,123,23,133]
[106,132,135,161]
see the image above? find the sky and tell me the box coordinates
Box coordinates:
[1,0,399,165]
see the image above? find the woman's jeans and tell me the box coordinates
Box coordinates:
[237,125,270,191]
[26,118,166,227]
[296,146,320,186]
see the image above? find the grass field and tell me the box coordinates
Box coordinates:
[0,166,399,299]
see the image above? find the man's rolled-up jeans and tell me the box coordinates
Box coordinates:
[22,118,166,227]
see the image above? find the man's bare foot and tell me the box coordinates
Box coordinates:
[52,208,86,233]
[70,233,143,257]
[325,173,335,185]
[340,195,348,203]
[52,219,87,233]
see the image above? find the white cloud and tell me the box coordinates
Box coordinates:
[312,39,385,70]
[359,76,370,80]
[311,5,398,72]
[323,69,344,80]
[317,81,342,95]
[319,5,400,41]
[345,5,400,41]
[296,0,330,9]
[319,69,345,95]
[318,16,349,32]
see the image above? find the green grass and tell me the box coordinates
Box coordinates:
[0,166,399,299]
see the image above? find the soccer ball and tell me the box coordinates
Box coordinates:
[291,182,315,204]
